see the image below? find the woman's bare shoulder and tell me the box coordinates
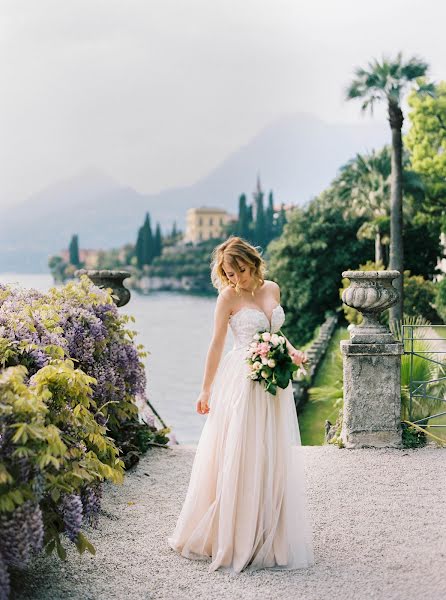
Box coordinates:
[264,279,280,300]
[217,285,237,309]
[264,279,280,291]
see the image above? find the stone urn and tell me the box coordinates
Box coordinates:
[75,269,131,307]
[341,270,400,343]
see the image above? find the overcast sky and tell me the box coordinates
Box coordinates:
[0,0,444,207]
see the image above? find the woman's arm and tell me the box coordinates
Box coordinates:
[197,289,232,414]
[271,281,306,363]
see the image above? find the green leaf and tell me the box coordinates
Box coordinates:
[45,539,56,555]
[78,532,96,555]
[56,541,67,560]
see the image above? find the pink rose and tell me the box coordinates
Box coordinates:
[259,342,270,356]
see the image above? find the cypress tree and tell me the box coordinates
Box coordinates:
[68,234,80,266]
[255,198,266,247]
[154,222,162,258]
[142,213,154,265]
[246,204,253,226]
[237,194,249,239]
[266,191,275,243]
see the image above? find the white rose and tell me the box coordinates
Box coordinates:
[261,370,269,378]
[253,333,260,340]
[254,361,262,370]
[261,356,268,365]
[270,334,280,346]
[250,372,258,380]
[262,332,271,342]
[267,359,276,368]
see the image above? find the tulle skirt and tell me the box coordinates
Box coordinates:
[167,346,315,573]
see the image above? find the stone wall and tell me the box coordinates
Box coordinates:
[292,313,338,407]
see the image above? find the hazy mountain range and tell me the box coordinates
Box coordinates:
[0,113,389,272]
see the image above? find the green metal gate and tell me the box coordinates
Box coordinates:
[402,325,446,440]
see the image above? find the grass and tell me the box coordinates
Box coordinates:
[298,327,349,446]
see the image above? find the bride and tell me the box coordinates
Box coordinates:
[168,236,315,573]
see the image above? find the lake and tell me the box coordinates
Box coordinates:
[0,273,235,444]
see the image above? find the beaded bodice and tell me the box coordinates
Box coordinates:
[229,305,285,350]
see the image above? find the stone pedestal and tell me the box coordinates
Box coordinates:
[340,341,403,448]
[75,269,131,307]
[340,270,404,448]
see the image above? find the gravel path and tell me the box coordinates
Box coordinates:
[13,444,446,600]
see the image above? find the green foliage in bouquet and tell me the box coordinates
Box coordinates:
[246,330,301,396]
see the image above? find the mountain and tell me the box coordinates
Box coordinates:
[0,113,389,272]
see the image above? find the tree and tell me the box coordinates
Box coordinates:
[268,190,374,344]
[68,234,80,267]
[253,177,266,247]
[276,204,287,237]
[237,194,249,239]
[254,195,266,248]
[246,203,253,228]
[335,148,391,264]
[346,53,433,323]
[405,81,446,214]
[334,146,426,266]
[403,215,442,280]
[141,213,154,266]
[154,222,162,258]
[265,191,275,243]
[135,213,155,268]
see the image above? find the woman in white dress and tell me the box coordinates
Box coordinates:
[168,236,315,573]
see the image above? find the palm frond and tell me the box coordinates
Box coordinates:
[400,56,430,81]
[347,53,431,112]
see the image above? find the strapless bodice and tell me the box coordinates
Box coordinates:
[229,305,285,350]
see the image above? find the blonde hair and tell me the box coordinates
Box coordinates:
[210,236,267,296]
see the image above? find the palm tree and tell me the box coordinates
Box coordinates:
[346,53,433,323]
[336,148,391,264]
[335,146,426,266]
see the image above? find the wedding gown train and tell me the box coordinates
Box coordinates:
[167,304,315,573]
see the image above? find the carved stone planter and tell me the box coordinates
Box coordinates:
[340,270,403,448]
[75,269,131,307]
[342,270,400,343]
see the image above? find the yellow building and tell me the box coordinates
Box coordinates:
[184,207,232,243]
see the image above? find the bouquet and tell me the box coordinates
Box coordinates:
[246,329,308,396]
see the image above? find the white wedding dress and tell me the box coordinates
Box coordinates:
[168,304,315,573]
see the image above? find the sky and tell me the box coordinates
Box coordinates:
[0,0,444,208]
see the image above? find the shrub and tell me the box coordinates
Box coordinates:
[0,277,166,597]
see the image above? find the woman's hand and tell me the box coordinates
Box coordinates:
[291,349,308,366]
[196,390,210,415]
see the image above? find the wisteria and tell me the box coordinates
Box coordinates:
[0,277,148,421]
[0,552,10,600]
[0,500,44,568]
[81,483,103,527]
[0,276,163,599]
[60,494,83,542]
